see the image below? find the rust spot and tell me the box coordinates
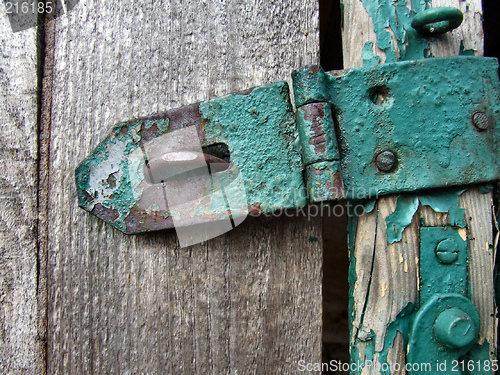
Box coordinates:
[235,87,255,96]
[124,206,174,234]
[307,65,321,74]
[122,102,208,146]
[91,203,120,222]
[248,202,263,216]
[82,191,94,205]
[139,121,160,144]
[164,102,203,132]
[106,173,117,189]
[120,125,128,134]
[332,171,345,200]
[303,103,327,155]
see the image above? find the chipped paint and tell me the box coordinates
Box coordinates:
[419,188,466,227]
[361,41,380,67]
[385,195,419,243]
[361,0,431,64]
[76,82,307,233]
[459,40,475,56]
[327,57,500,201]
[458,227,467,241]
[306,161,344,203]
[385,189,466,243]
[200,81,306,213]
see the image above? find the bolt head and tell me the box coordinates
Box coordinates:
[472,111,490,131]
[376,151,396,172]
[435,239,459,264]
[434,308,478,349]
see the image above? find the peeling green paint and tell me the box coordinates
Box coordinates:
[364,198,377,213]
[75,121,148,232]
[385,189,466,243]
[362,41,380,67]
[459,40,476,56]
[378,303,415,373]
[308,236,319,243]
[386,195,419,243]
[419,188,466,227]
[361,0,431,64]
[350,330,376,374]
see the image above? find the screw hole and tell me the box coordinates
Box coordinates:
[369,86,390,105]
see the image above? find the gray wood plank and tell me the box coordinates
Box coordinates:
[0,12,43,374]
[46,0,322,373]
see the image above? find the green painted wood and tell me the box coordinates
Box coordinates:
[345,0,496,372]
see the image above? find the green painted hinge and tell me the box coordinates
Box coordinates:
[75,56,500,234]
[405,226,490,374]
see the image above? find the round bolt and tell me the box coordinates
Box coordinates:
[472,111,490,131]
[435,239,459,264]
[434,307,478,349]
[376,151,396,172]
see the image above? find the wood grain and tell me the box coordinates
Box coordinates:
[45,0,322,373]
[0,9,44,374]
[344,0,496,371]
[459,188,496,354]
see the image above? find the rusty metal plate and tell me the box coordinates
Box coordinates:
[75,81,306,234]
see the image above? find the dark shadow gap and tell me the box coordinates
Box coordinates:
[483,0,500,62]
[320,1,350,373]
[320,0,344,71]
[484,2,500,374]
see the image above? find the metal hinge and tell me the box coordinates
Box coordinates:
[293,56,500,202]
[406,226,482,374]
[75,55,500,234]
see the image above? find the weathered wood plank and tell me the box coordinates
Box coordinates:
[459,187,496,354]
[0,8,44,374]
[46,0,322,373]
[344,0,496,371]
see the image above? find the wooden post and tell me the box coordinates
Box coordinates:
[0,12,45,374]
[343,0,497,371]
[41,0,323,373]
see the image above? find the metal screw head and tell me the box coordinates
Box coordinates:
[434,308,478,349]
[376,151,396,172]
[472,111,490,131]
[435,239,459,264]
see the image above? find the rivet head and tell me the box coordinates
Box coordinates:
[472,111,490,131]
[435,239,459,264]
[434,308,478,349]
[376,151,396,172]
